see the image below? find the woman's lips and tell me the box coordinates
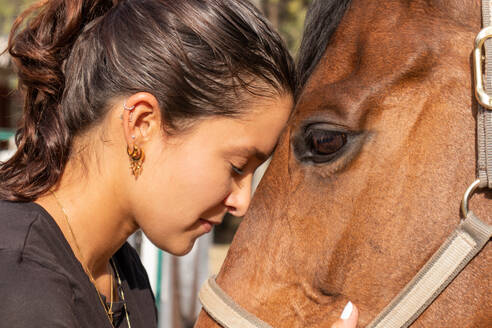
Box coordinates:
[199,218,216,233]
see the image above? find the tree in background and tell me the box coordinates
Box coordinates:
[255,0,312,55]
[1,0,311,55]
[0,0,34,35]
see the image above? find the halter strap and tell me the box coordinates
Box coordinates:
[478,0,492,188]
[199,276,272,328]
[200,212,491,328]
[366,213,491,328]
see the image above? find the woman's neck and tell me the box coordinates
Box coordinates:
[35,158,138,279]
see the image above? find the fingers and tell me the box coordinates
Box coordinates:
[331,301,359,328]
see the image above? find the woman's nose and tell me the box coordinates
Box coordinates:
[224,176,253,217]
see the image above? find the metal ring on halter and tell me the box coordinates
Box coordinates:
[460,179,482,218]
[123,101,135,111]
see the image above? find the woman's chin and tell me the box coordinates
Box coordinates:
[143,229,198,256]
[171,246,194,256]
[160,238,197,256]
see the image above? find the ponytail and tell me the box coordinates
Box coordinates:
[0,0,115,201]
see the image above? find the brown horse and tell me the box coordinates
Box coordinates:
[195,0,491,327]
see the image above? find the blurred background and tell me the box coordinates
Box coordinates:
[0,0,312,327]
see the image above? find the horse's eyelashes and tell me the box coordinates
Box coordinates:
[309,130,347,155]
[291,124,356,165]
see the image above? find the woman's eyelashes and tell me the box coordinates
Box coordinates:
[231,163,246,175]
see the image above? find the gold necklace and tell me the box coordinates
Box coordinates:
[51,191,116,327]
[111,258,132,328]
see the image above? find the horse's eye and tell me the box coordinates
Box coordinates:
[292,123,354,164]
[292,123,363,166]
[308,129,347,156]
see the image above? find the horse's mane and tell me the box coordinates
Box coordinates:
[296,0,352,91]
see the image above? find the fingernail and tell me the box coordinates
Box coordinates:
[340,301,353,320]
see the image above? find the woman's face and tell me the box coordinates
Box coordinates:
[132,94,293,255]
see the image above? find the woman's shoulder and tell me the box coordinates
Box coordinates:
[0,200,77,280]
[0,200,49,251]
[0,235,77,327]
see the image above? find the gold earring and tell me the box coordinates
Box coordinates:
[127,145,145,178]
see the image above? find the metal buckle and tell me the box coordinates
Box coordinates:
[460,179,481,219]
[473,26,492,109]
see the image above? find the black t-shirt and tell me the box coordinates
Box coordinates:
[0,200,157,327]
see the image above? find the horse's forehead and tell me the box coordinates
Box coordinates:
[295,0,475,124]
[307,3,434,85]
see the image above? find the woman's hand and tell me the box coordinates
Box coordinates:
[331,302,359,328]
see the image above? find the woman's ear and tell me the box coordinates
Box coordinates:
[121,92,163,147]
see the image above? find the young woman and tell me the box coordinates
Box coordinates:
[0,0,358,327]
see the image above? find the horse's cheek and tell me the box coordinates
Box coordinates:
[194,310,221,328]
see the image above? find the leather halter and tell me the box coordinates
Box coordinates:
[199,2,492,327]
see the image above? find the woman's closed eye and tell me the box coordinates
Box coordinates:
[231,164,246,175]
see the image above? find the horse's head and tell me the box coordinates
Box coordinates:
[196,0,491,326]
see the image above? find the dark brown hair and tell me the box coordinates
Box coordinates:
[1,0,295,201]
